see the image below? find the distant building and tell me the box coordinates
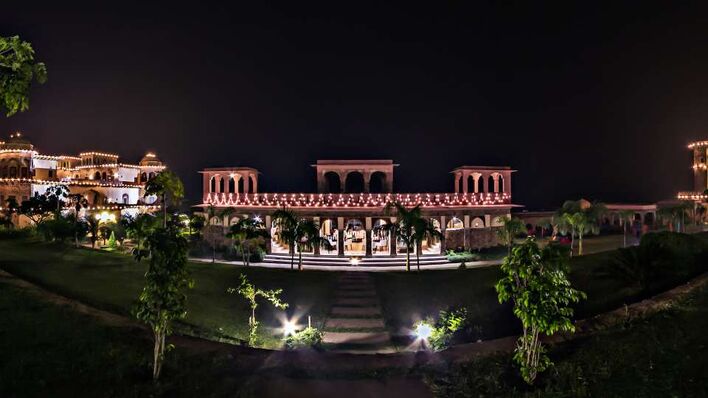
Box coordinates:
[678,140,708,201]
[196,159,519,257]
[0,132,164,225]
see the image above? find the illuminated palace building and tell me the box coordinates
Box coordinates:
[199,160,518,258]
[678,140,708,201]
[0,132,165,219]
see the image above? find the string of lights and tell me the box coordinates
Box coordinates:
[202,192,512,208]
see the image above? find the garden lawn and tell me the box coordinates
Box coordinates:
[374,249,640,342]
[426,282,708,397]
[0,239,338,348]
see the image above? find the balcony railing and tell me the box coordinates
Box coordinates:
[203,192,512,208]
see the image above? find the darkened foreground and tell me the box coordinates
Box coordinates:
[1,269,707,397]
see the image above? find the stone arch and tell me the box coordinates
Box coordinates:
[101,172,107,180]
[345,171,365,193]
[209,216,222,226]
[94,171,101,180]
[249,176,256,193]
[238,176,245,193]
[228,176,236,193]
[324,171,341,193]
[498,174,505,193]
[209,176,216,193]
[487,175,495,193]
[218,176,225,193]
[320,218,338,255]
[85,189,105,205]
[471,217,485,228]
[447,217,464,229]
[122,193,129,204]
[466,175,475,194]
[369,171,386,193]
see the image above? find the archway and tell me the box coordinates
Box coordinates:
[498,175,505,193]
[140,172,148,183]
[94,171,101,180]
[218,177,225,193]
[122,193,129,204]
[447,217,464,230]
[324,171,341,193]
[228,176,236,193]
[270,222,290,254]
[467,175,475,193]
[471,217,484,228]
[249,176,256,193]
[85,189,105,205]
[371,219,390,255]
[238,177,245,193]
[210,176,216,192]
[345,171,365,193]
[320,218,338,255]
[488,175,495,193]
[369,172,386,193]
[343,218,366,256]
[422,218,442,254]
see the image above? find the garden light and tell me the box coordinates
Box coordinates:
[282,318,298,336]
[349,257,360,266]
[414,321,433,340]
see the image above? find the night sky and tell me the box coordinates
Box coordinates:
[2,2,706,210]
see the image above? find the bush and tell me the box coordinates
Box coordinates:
[446,250,481,263]
[283,327,323,350]
[37,216,75,243]
[0,227,33,240]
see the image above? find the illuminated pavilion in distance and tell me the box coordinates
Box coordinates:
[196,159,519,258]
[678,139,708,202]
[0,132,165,226]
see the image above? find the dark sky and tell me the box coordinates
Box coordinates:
[1,2,706,209]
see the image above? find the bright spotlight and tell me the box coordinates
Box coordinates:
[253,215,262,223]
[282,319,297,336]
[350,257,360,266]
[415,322,433,340]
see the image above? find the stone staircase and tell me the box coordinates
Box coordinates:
[322,272,395,353]
[263,253,450,268]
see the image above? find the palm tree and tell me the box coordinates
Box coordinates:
[555,200,605,256]
[67,193,89,247]
[658,203,691,232]
[227,217,270,266]
[125,213,156,252]
[616,210,635,248]
[412,218,443,271]
[381,202,424,272]
[272,209,327,270]
[85,215,100,248]
[143,170,184,227]
[495,215,525,256]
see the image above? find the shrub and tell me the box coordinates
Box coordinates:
[446,250,481,263]
[284,326,323,350]
[415,307,469,351]
[0,227,33,240]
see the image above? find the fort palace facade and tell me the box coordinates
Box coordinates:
[0,132,164,222]
[197,160,519,257]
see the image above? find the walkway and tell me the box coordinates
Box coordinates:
[322,272,395,353]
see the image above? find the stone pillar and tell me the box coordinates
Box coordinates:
[484,214,491,228]
[502,171,511,194]
[463,215,470,250]
[337,217,345,257]
[365,217,372,257]
[493,175,500,193]
[265,215,272,254]
[338,172,347,193]
[461,171,469,194]
[317,171,326,193]
[364,172,371,193]
[385,172,393,193]
[313,217,321,256]
[472,174,480,193]
[440,216,447,252]
[390,217,397,257]
[243,174,250,195]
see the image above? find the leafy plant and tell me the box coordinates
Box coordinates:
[143,170,184,227]
[132,225,193,380]
[272,208,329,270]
[381,201,430,272]
[227,217,270,266]
[495,215,525,256]
[227,274,288,346]
[0,35,47,116]
[284,326,323,350]
[495,238,585,384]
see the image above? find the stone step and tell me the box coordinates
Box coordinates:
[336,290,377,298]
[330,306,381,317]
[322,331,391,345]
[325,317,385,329]
[337,284,376,291]
[333,297,379,307]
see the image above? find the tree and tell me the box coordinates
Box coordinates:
[658,203,691,232]
[381,202,424,272]
[0,35,47,117]
[412,218,443,271]
[495,238,585,384]
[124,213,157,253]
[143,171,184,227]
[85,215,100,248]
[496,215,525,256]
[188,213,205,238]
[554,200,605,256]
[227,273,287,346]
[616,210,635,248]
[0,197,18,229]
[133,225,193,380]
[67,193,89,247]
[227,217,270,266]
[19,185,69,226]
[272,208,328,270]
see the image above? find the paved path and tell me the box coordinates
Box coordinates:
[190,257,501,272]
[322,272,396,353]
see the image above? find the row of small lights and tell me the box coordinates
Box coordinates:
[0,177,141,189]
[692,163,707,170]
[58,163,166,171]
[677,192,708,200]
[688,141,708,149]
[204,192,511,207]
[0,204,160,211]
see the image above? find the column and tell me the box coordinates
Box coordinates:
[463,215,470,250]
[473,174,480,193]
[365,217,372,257]
[389,216,397,257]
[364,172,371,193]
[461,171,469,193]
[313,217,321,256]
[440,216,447,252]
[265,215,272,254]
[337,217,345,256]
[243,173,250,195]
[338,172,347,193]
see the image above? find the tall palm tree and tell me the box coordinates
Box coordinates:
[555,200,605,256]
[68,193,89,247]
[617,210,635,248]
[412,218,443,271]
[382,201,424,272]
[272,209,327,270]
[228,217,270,266]
[495,215,525,256]
[144,170,184,227]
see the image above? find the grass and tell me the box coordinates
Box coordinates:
[0,238,338,348]
[425,282,708,397]
[373,249,645,343]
